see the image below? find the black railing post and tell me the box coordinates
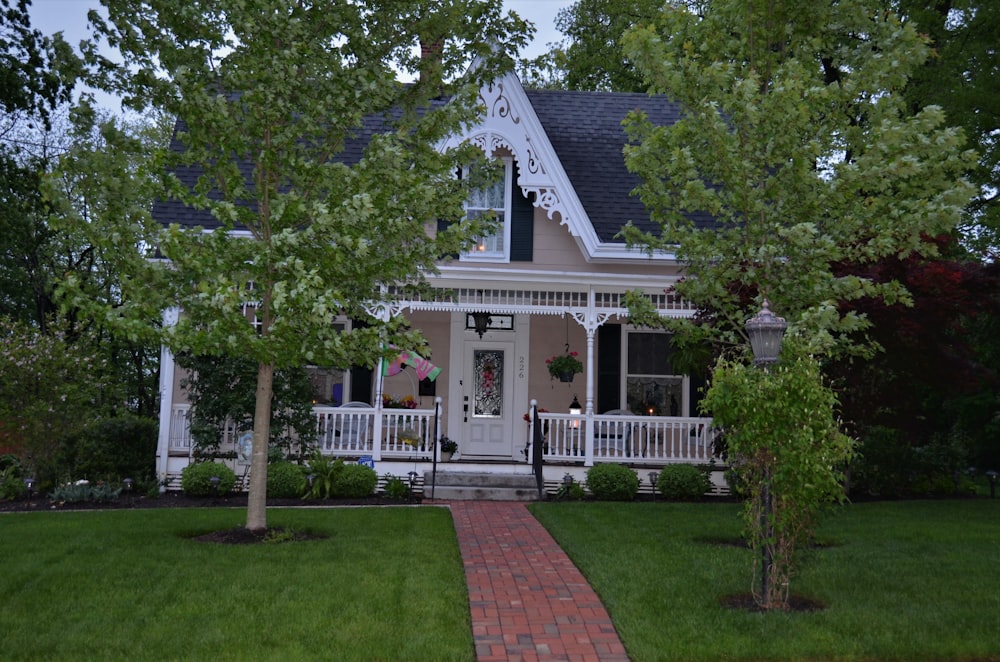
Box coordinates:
[430,398,441,500]
[532,406,544,499]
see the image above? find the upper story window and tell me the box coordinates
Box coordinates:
[462,157,512,262]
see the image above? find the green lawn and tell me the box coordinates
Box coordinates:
[3,501,997,662]
[0,507,472,661]
[530,499,1000,662]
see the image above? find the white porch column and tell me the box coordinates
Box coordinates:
[155,307,180,483]
[372,357,384,461]
[364,291,404,462]
[573,290,611,467]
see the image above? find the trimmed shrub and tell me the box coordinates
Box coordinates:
[586,463,639,501]
[656,464,711,501]
[69,415,158,481]
[181,462,236,496]
[267,461,306,498]
[49,481,122,504]
[334,463,377,498]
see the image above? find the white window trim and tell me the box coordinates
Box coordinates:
[461,156,513,264]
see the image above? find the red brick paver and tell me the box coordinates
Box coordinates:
[448,501,630,662]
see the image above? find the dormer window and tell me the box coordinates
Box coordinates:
[462,157,512,262]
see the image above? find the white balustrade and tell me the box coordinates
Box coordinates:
[534,410,717,465]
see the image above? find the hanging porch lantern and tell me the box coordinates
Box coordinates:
[470,311,492,338]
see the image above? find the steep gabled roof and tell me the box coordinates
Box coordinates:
[151,106,431,230]
[151,76,700,262]
[525,89,680,243]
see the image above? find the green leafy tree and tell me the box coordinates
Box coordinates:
[43,106,173,417]
[618,0,974,610]
[60,0,530,532]
[2,0,81,326]
[702,341,853,610]
[0,318,114,488]
[519,0,665,91]
[1,0,80,125]
[620,0,975,358]
[898,0,1000,258]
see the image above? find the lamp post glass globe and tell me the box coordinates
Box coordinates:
[746,299,788,366]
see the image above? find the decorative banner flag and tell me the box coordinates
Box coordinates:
[383,349,441,381]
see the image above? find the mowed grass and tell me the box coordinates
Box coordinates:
[530,499,1000,662]
[0,507,472,662]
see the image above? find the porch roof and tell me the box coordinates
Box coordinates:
[388,268,695,320]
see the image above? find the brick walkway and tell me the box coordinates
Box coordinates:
[447,501,630,662]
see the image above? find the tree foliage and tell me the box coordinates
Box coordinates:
[898,0,1000,258]
[60,0,530,531]
[829,236,1000,469]
[702,341,854,610]
[618,0,974,611]
[1,0,80,126]
[0,318,115,488]
[177,352,317,458]
[519,0,667,91]
[619,0,975,358]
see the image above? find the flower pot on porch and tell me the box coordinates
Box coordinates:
[441,450,454,462]
[558,371,575,383]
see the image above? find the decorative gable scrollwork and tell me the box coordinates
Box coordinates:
[480,82,520,125]
[452,74,582,233]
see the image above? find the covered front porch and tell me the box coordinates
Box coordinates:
[162,399,723,495]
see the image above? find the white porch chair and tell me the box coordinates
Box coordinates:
[335,401,372,449]
[596,409,635,458]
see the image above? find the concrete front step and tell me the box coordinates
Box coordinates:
[424,471,542,501]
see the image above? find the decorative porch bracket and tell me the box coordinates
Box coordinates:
[362,293,408,458]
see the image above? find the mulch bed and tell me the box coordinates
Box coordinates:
[0,492,424,545]
[190,526,328,544]
[0,491,422,514]
[720,593,827,612]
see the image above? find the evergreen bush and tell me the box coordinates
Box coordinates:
[334,464,377,498]
[64,415,158,481]
[656,464,711,501]
[267,461,306,498]
[586,463,639,501]
[181,462,236,496]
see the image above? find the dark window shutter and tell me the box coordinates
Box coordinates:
[349,317,373,404]
[596,324,621,413]
[437,219,459,259]
[350,367,373,405]
[510,166,534,261]
[690,371,706,417]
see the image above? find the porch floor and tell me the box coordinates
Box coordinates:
[445,500,630,662]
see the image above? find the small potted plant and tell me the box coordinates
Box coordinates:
[546,350,583,382]
[439,436,458,461]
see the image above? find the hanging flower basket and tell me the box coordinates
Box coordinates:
[546,351,583,382]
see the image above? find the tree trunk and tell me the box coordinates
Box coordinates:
[246,361,274,532]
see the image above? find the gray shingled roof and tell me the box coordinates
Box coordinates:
[524,89,677,242]
[151,87,700,243]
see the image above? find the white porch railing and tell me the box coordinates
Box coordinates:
[169,404,192,452]
[532,410,718,465]
[314,405,441,460]
[168,402,443,461]
[167,402,714,465]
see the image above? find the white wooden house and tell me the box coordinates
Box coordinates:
[153,70,722,494]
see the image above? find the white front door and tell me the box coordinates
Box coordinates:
[462,340,515,458]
